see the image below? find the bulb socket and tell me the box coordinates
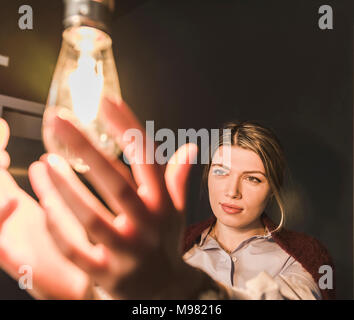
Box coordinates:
[63,0,114,34]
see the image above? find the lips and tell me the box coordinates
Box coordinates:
[220,202,243,214]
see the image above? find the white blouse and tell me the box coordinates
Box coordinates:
[183,224,322,300]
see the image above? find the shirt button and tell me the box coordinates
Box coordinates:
[232,257,237,262]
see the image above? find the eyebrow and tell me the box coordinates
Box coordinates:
[211,163,266,177]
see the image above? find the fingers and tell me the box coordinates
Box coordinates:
[101,97,172,213]
[28,160,110,275]
[28,158,153,286]
[43,108,137,191]
[0,119,10,150]
[165,143,198,212]
[30,157,136,249]
[45,110,151,228]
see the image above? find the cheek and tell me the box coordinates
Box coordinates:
[242,184,270,209]
[208,176,223,206]
[207,177,217,202]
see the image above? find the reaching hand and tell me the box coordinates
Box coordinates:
[0,118,91,299]
[30,98,202,299]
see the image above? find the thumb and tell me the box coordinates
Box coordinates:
[164,143,198,213]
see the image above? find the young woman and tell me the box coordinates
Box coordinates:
[0,100,335,299]
[182,121,335,300]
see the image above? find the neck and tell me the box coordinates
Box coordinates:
[212,218,266,253]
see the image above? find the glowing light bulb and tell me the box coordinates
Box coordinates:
[68,53,104,126]
[43,23,121,172]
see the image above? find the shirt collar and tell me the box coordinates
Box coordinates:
[198,222,272,251]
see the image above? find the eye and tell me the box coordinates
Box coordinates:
[246,176,261,183]
[211,168,228,176]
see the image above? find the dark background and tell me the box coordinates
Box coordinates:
[0,0,352,299]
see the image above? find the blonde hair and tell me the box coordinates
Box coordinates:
[202,121,287,233]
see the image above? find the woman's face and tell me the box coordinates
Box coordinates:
[208,145,272,230]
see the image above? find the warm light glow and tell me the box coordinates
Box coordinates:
[45,24,122,172]
[76,27,96,52]
[68,53,103,126]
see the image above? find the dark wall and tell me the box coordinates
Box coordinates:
[113,0,352,299]
[0,0,352,299]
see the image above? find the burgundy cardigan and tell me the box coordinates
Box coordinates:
[182,212,335,300]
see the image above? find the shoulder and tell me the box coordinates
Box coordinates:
[270,227,335,299]
[262,213,334,271]
[272,228,334,270]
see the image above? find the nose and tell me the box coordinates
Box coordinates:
[225,176,242,199]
